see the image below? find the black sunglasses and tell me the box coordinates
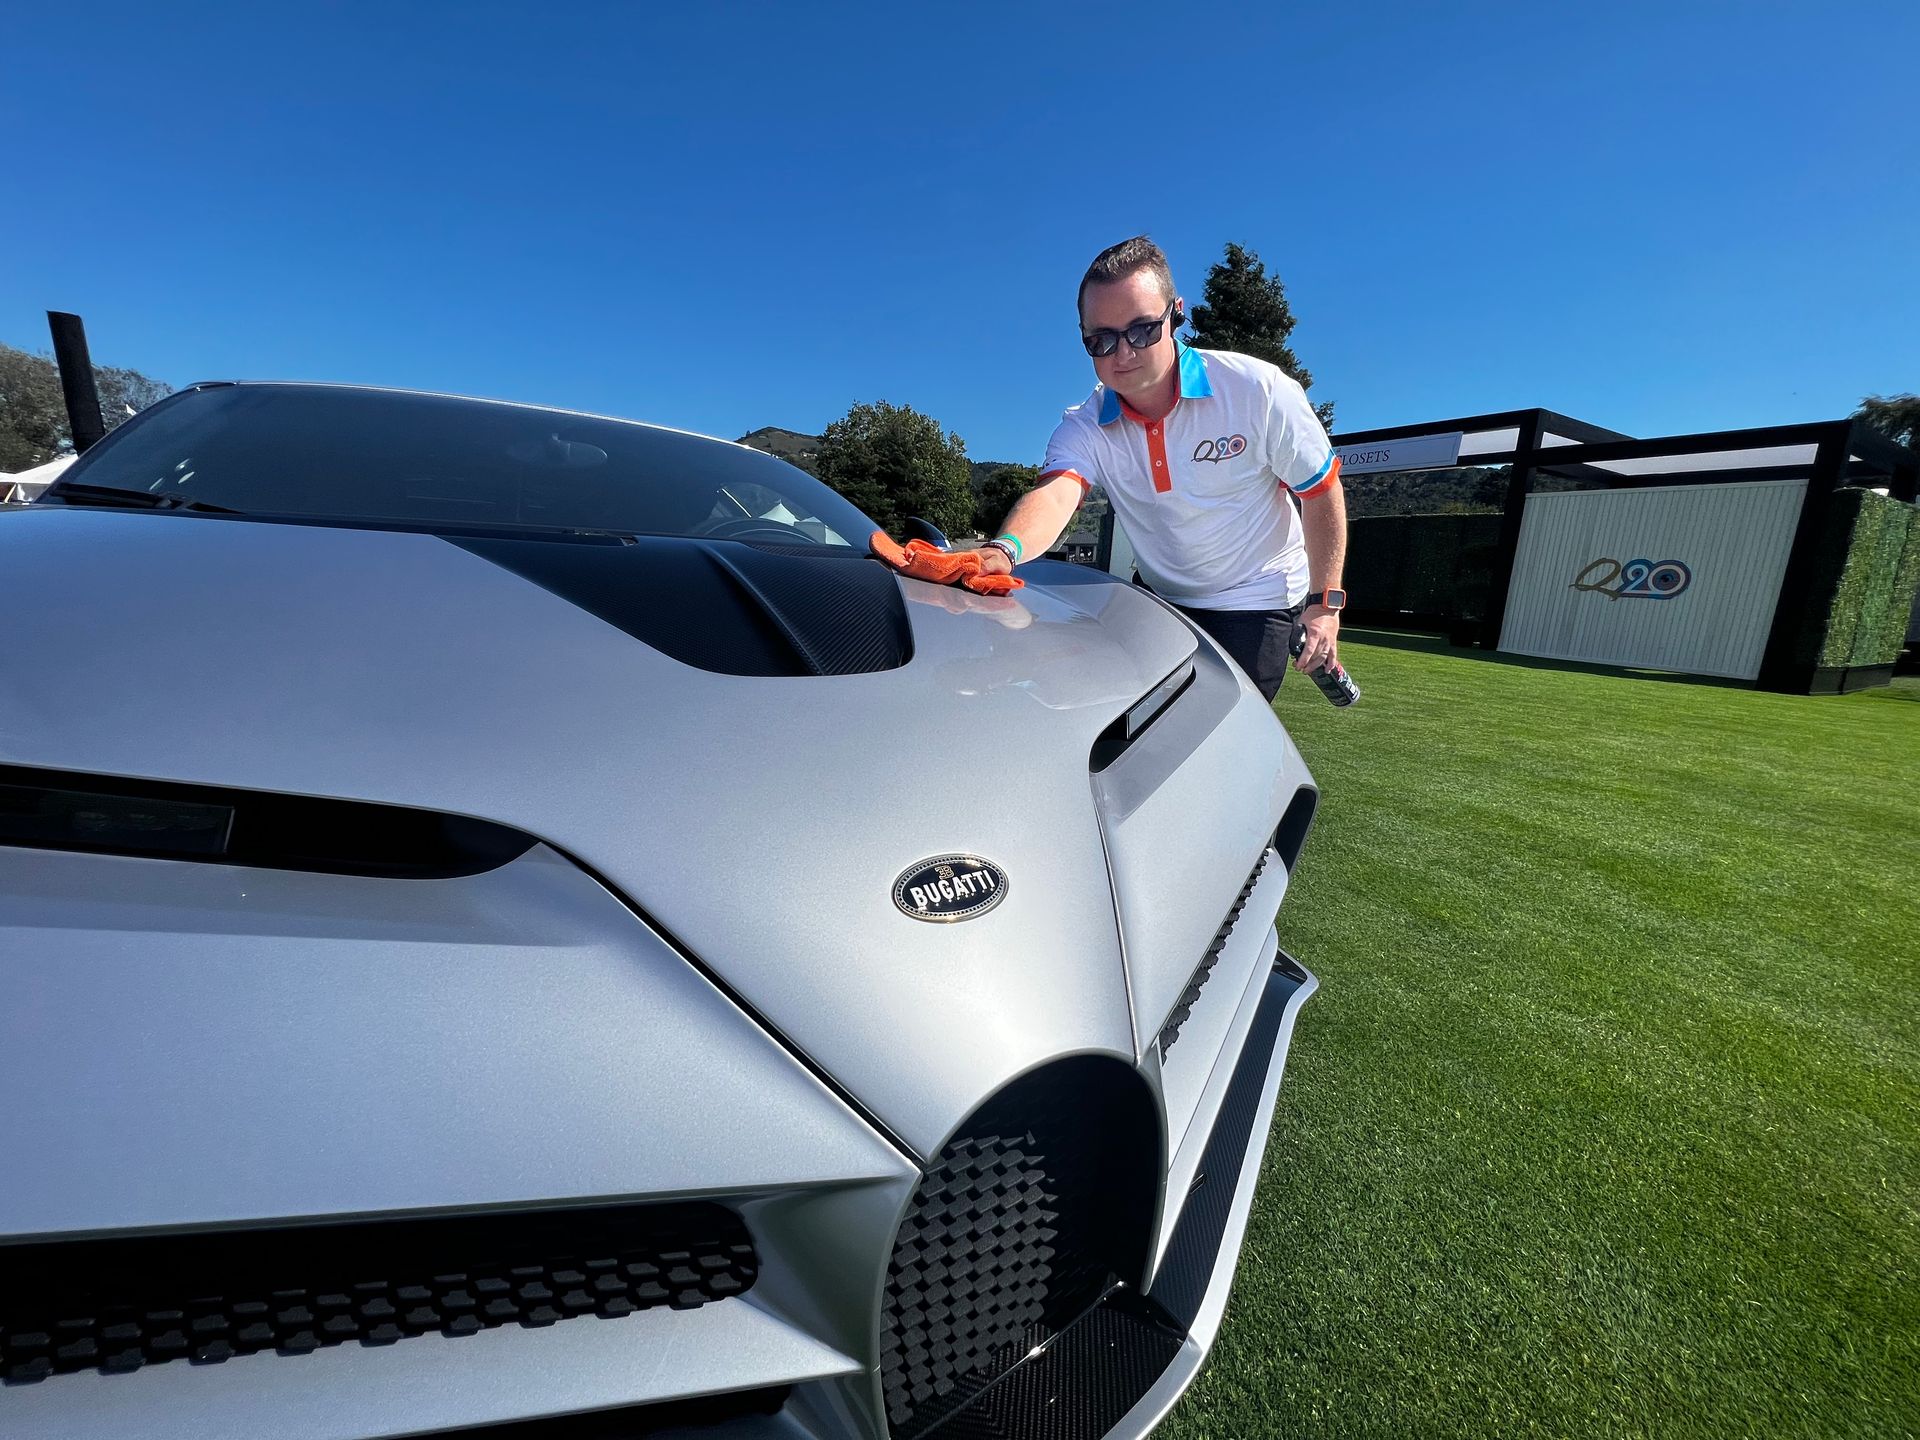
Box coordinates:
[1081,300,1177,358]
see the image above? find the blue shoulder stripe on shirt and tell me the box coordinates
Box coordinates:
[1289,450,1337,494]
[1097,344,1212,425]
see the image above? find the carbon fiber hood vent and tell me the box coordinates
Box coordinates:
[449,536,912,676]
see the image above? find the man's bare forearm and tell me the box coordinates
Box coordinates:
[1292,479,1348,673]
[1300,481,1347,595]
[983,474,1084,571]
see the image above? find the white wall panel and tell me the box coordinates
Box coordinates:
[1498,480,1806,681]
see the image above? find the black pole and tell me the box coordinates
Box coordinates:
[1755,423,1851,693]
[47,311,106,455]
[1475,409,1546,649]
[1095,503,1115,572]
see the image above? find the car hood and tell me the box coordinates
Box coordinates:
[0,509,1201,1156]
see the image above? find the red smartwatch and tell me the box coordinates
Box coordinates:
[1304,589,1347,612]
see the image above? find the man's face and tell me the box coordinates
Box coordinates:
[1080,272,1180,405]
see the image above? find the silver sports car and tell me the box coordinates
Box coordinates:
[0,383,1319,1440]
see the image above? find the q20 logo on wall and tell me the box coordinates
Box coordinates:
[1570,557,1693,602]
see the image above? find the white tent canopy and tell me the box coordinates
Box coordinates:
[1,455,75,504]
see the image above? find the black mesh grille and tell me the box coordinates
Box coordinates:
[879,1061,1157,1440]
[917,962,1313,1440]
[0,1202,754,1386]
[1157,852,1271,1057]
[883,1132,1056,1431]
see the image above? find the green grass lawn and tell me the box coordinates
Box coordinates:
[1159,632,1918,1440]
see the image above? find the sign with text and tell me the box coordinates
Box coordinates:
[1336,432,1464,475]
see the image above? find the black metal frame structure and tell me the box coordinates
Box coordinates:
[1330,408,1919,692]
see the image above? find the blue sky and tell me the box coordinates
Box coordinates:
[4,1,1915,462]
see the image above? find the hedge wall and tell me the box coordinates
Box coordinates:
[1792,488,1920,670]
[1345,512,1503,624]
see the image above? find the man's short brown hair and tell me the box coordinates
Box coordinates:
[1078,236,1175,318]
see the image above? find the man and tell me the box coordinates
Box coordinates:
[979,236,1347,702]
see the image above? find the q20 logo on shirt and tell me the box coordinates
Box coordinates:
[1570,557,1693,601]
[1192,435,1247,464]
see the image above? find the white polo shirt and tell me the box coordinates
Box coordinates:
[1040,346,1341,611]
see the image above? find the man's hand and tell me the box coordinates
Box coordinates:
[975,546,1013,577]
[1295,605,1340,674]
[869,532,1024,595]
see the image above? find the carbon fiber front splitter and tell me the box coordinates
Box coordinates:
[909,953,1318,1440]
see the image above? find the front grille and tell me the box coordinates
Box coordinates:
[1157,851,1271,1057]
[0,1202,754,1386]
[917,962,1312,1440]
[879,1060,1156,1440]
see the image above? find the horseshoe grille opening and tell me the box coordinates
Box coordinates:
[878,1059,1158,1440]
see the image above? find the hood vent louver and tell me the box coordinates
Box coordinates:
[449,536,913,677]
[1090,659,1197,772]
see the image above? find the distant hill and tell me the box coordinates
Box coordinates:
[1341,465,1605,517]
[737,427,822,474]
[1342,466,1506,517]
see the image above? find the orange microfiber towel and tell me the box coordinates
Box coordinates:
[869,532,1025,596]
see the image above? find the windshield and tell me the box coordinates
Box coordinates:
[53,385,872,545]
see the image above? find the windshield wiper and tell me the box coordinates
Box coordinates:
[43,482,244,515]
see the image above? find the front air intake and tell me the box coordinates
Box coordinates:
[1273,785,1318,874]
[0,1202,755,1386]
[0,763,536,878]
[878,1059,1158,1440]
[1158,850,1272,1057]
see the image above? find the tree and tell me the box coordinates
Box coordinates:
[813,399,976,539]
[1855,393,1920,450]
[0,341,173,471]
[0,345,67,472]
[1185,242,1334,429]
[973,463,1038,535]
[96,364,173,426]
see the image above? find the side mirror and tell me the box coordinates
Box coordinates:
[903,516,951,550]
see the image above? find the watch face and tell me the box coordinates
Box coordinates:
[1324,589,1347,610]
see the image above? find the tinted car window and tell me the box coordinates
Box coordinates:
[58,385,872,545]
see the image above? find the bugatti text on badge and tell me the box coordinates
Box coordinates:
[892,856,1009,922]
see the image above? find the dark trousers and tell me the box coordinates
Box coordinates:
[1174,603,1300,702]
